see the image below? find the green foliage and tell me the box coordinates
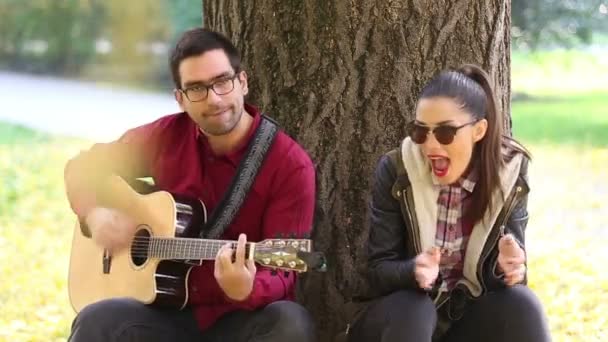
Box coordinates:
[0,0,202,88]
[512,0,608,49]
[0,122,50,145]
[151,0,203,88]
[165,0,204,42]
[0,0,104,75]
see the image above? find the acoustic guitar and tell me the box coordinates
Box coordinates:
[68,176,324,313]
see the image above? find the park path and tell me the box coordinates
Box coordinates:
[0,71,179,142]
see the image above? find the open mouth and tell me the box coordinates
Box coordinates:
[429,156,450,177]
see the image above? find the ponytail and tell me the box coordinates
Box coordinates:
[457,64,503,224]
[418,64,520,224]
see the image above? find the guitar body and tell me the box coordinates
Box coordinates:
[68,177,207,313]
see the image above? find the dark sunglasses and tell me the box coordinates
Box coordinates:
[407,120,479,145]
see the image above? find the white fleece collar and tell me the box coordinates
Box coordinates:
[400,137,523,295]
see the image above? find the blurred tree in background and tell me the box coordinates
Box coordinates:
[0,0,104,74]
[512,0,608,49]
[88,1,169,87]
[0,0,201,88]
[0,0,605,86]
[167,0,205,43]
[157,0,204,88]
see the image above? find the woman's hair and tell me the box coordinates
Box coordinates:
[418,64,529,224]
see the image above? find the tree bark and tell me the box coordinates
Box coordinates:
[203,1,511,340]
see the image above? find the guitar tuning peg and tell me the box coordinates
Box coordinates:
[288,232,296,238]
[270,270,278,276]
[283,271,291,278]
[302,232,311,239]
[275,233,283,238]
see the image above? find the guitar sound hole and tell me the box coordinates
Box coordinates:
[131,227,150,267]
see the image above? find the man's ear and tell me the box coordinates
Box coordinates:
[239,71,249,96]
[473,118,488,143]
[174,89,186,112]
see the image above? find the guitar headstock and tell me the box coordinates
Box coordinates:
[253,239,314,273]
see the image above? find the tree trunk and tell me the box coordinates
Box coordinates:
[203,1,511,341]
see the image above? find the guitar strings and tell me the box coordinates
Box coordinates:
[125,237,254,257]
[123,237,301,259]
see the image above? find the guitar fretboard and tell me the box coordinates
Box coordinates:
[131,237,253,260]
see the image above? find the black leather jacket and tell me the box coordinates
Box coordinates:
[366,149,530,302]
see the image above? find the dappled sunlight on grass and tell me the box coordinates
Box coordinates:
[0,113,608,342]
[0,124,606,341]
[511,58,608,341]
[525,145,607,342]
[0,139,89,342]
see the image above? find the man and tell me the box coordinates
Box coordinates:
[65,28,316,342]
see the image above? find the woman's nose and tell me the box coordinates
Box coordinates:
[423,131,441,149]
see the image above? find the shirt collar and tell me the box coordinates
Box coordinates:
[459,168,478,193]
[432,162,478,193]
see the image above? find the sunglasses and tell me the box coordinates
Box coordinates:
[407,120,479,145]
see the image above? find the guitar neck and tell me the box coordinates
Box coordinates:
[137,237,254,260]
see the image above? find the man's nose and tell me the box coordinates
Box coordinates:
[205,89,223,105]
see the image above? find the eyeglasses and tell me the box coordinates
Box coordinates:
[180,73,239,102]
[407,120,479,145]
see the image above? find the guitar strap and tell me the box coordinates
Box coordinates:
[201,115,279,239]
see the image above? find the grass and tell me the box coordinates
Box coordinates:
[511,92,608,147]
[511,49,608,95]
[1,128,607,342]
[511,47,608,147]
[0,123,51,145]
[1,48,607,341]
[525,145,607,341]
[502,48,607,341]
[0,125,86,342]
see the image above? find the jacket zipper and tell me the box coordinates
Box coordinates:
[476,184,523,293]
[401,187,422,255]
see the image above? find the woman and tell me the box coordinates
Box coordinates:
[348,65,550,342]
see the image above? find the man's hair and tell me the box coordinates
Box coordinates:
[169,28,241,89]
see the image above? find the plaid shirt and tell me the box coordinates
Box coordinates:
[434,168,478,291]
